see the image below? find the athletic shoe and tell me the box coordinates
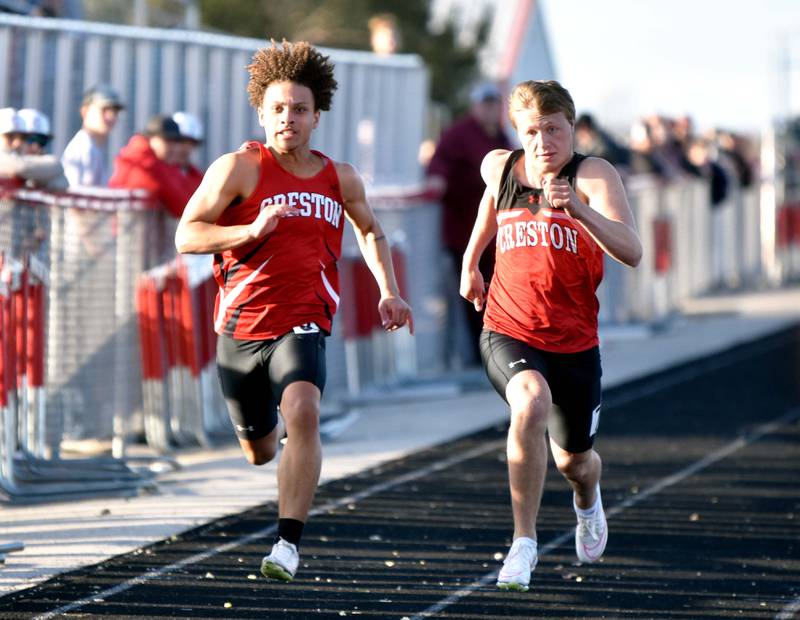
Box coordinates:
[260,538,299,582]
[574,487,608,563]
[496,537,538,591]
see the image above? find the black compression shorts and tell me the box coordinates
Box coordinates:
[480,329,602,453]
[216,327,326,441]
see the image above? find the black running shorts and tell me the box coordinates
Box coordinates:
[216,328,326,441]
[480,329,602,453]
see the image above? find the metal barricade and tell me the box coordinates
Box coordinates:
[317,188,447,401]
[776,201,800,280]
[0,186,166,502]
[0,540,24,564]
[337,244,413,397]
[135,255,228,453]
[598,176,766,326]
[0,252,150,501]
[0,12,427,189]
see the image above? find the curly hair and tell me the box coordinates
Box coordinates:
[247,40,338,112]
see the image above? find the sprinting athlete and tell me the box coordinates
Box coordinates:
[175,40,413,583]
[460,80,642,591]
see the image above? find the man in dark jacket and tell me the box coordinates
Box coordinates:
[427,82,512,366]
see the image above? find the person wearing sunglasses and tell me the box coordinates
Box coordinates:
[0,107,67,190]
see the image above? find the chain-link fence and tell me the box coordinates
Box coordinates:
[0,185,167,501]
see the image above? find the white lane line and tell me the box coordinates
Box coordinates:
[776,595,800,620]
[410,408,800,619]
[33,440,503,620]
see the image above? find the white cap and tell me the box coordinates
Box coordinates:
[0,107,24,135]
[17,108,51,136]
[172,111,203,142]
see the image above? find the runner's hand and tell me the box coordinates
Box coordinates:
[379,295,414,334]
[248,203,299,239]
[542,175,583,218]
[460,267,486,312]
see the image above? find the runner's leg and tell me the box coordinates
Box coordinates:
[277,380,322,521]
[505,370,551,539]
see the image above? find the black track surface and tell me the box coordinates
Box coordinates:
[2,326,800,619]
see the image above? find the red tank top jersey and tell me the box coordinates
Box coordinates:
[483,151,604,353]
[213,142,345,340]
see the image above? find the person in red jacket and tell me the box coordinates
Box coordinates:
[108,115,194,219]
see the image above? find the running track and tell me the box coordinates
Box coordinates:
[2,326,799,619]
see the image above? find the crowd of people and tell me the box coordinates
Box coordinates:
[0,84,205,223]
[573,111,757,206]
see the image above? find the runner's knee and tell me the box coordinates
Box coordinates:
[280,391,320,435]
[241,437,278,466]
[552,448,594,481]
[507,374,551,432]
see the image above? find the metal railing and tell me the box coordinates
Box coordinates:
[0,12,428,187]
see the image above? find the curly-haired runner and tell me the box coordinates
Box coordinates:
[176,40,413,582]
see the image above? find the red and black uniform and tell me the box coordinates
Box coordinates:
[480,150,603,452]
[214,142,344,339]
[215,142,345,440]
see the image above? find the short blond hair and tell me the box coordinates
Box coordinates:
[508,80,575,128]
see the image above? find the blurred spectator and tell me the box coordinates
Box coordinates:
[673,114,694,150]
[574,113,631,170]
[687,137,733,287]
[645,115,696,179]
[715,129,755,188]
[628,120,668,178]
[686,138,729,206]
[108,114,194,220]
[427,81,512,366]
[0,107,67,190]
[61,84,125,187]
[368,13,401,55]
[0,107,24,153]
[171,111,204,191]
[17,108,52,155]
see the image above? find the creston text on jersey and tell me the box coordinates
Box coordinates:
[259,191,343,228]
[497,218,579,255]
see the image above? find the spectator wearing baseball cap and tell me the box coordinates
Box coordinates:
[0,107,25,153]
[469,81,503,105]
[17,108,53,154]
[171,111,204,192]
[81,84,125,111]
[109,114,195,221]
[61,84,125,187]
[1,107,67,190]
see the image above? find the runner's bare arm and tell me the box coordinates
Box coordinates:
[175,150,297,254]
[337,162,414,334]
[459,150,507,311]
[542,157,642,267]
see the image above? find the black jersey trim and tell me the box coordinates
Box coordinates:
[496,150,586,213]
